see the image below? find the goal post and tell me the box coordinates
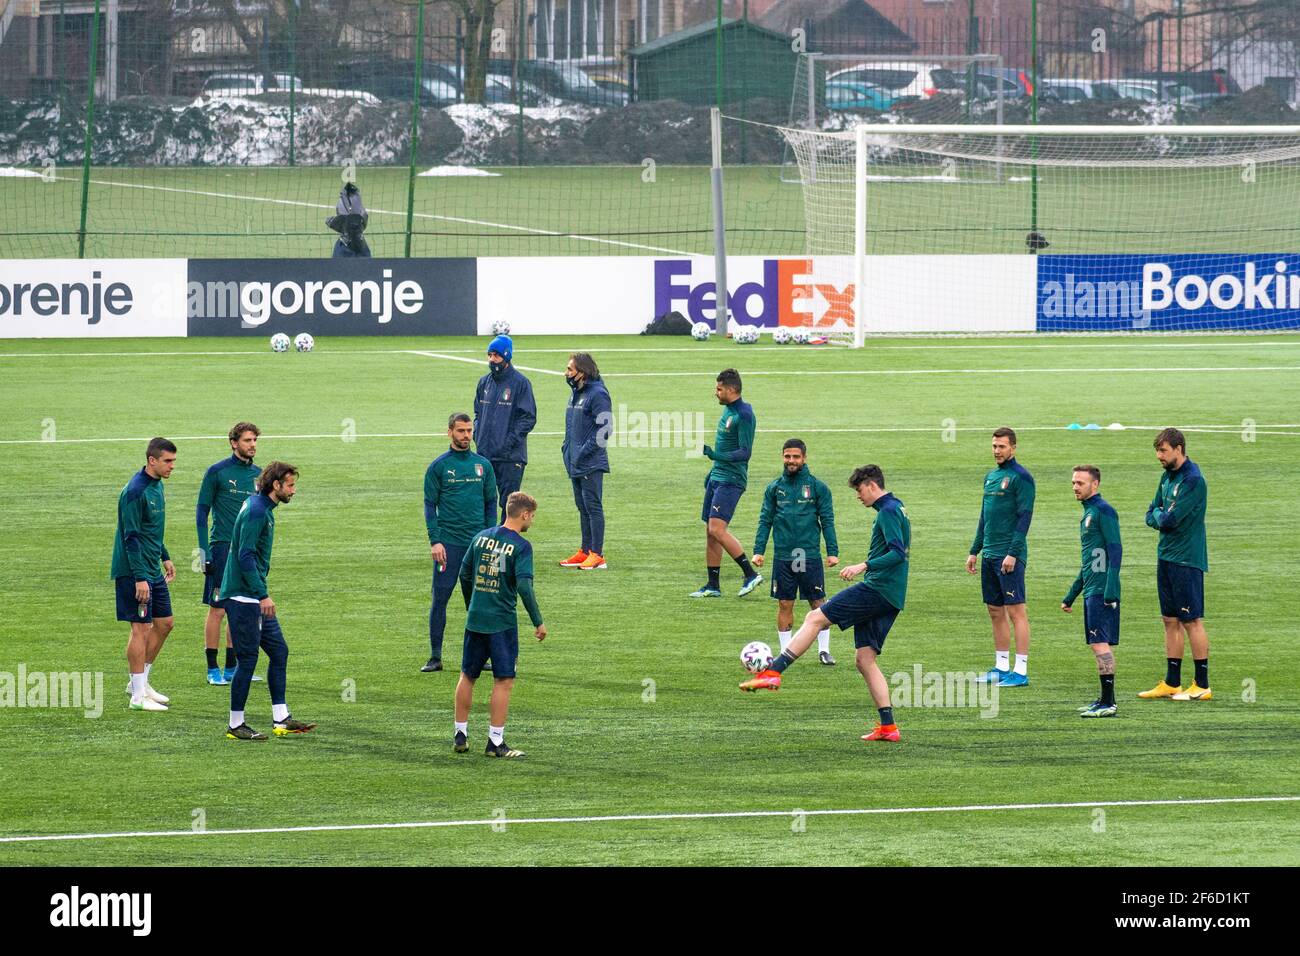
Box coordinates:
[718,120,1300,343]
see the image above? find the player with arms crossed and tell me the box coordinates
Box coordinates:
[1061,465,1122,718]
[966,427,1035,687]
[454,492,547,758]
[742,465,910,743]
[690,368,761,598]
[751,439,839,662]
[197,422,261,686]
[1139,427,1212,701]
[111,437,178,712]
[423,413,497,673]
[218,461,315,741]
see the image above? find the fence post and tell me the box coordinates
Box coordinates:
[76,0,103,259]
[404,0,427,258]
[288,0,297,166]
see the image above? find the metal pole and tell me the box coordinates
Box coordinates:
[288,0,297,166]
[710,107,729,336]
[515,0,524,166]
[77,0,102,259]
[105,0,117,101]
[1176,0,1184,122]
[854,124,867,347]
[404,0,427,258]
[715,0,724,112]
[1029,0,1039,249]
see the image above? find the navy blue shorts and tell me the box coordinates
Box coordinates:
[980,556,1026,606]
[820,583,900,653]
[115,576,171,623]
[462,626,518,680]
[1083,595,1120,646]
[701,479,744,524]
[202,541,230,608]
[771,559,826,602]
[1157,559,1204,621]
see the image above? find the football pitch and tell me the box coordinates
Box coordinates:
[1,333,1299,866]
[4,162,1295,260]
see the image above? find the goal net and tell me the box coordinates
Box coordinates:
[723,121,1300,343]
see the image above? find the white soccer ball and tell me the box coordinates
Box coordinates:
[490,319,511,336]
[791,328,812,345]
[294,332,315,353]
[772,327,792,345]
[741,640,774,674]
[270,333,290,353]
[690,321,712,341]
[734,325,760,345]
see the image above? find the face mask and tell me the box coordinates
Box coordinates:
[565,374,579,389]
[488,360,505,375]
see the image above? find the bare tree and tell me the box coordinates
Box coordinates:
[434,0,505,103]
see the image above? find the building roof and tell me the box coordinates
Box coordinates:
[758,0,915,50]
[628,17,792,59]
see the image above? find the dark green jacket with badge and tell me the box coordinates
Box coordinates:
[1063,493,1122,606]
[753,465,838,562]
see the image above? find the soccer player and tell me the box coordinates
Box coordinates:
[1061,465,1122,718]
[423,413,498,673]
[454,491,547,758]
[1139,427,1212,701]
[560,352,612,570]
[111,438,178,712]
[218,461,315,741]
[690,368,761,598]
[965,427,1035,687]
[197,422,261,685]
[474,334,536,523]
[741,465,910,744]
[751,438,839,662]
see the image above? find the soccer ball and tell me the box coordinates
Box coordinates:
[772,327,791,345]
[690,321,712,341]
[791,328,812,345]
[741,640,774,674]
[490,319,511,336]
[734,325,759,345]
[294,332,315,353]
[270,333,290,353]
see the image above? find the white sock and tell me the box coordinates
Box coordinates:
[995,651,1010,671]
[777,630,792,653]
[229,709,244,728]
[817,628,831,654]
[129,672,145,701]
[488,725,505,746]
[143,662,152,685]
[1014,654,1029,676]
[272,703,289,722]
[455,721,468,736]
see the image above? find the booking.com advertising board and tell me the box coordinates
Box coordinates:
[3,254,1299,336]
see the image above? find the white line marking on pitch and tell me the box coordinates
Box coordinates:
[599,365,1300,377]
[73,176,696,256]
[406,350,564,376]
[0,795,1295,845]
[3,423,1297,446]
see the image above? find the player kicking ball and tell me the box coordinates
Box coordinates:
[741,465,910,743]
[453,492,547,758]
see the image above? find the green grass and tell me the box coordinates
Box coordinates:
[1,334,1299,865]
[4,161,1295,260]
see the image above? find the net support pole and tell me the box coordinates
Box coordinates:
[710,107,729,336]
[76,0,102,259]
[403,0,427,258]
[288,0,297,167]
[853,124,867,349]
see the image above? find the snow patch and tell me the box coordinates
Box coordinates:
[0,167,42,177]
[419,165,501,177]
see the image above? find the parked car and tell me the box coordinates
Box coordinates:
[337,61,464,106]
[1126,69,1241,97]
[484,74,552,107]
[1043,78,1098,102]
[826,62,948,100]
[825,79,901,112]
[488,59,627,107]
[201,71,380,105]
[1093,80,1196,103]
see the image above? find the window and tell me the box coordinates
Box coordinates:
[641,0,660,45]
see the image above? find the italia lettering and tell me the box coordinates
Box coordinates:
[1142,259,1300,312]
[0,271,132,325]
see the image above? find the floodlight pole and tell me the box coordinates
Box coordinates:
[711,107,729,336]
[76,0,102,259]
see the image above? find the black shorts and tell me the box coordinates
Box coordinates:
[462,627,518,680]
[771,559,826,602]
[1083,595,1120,646]
[202,541,230,607]
[820,583,900,653]
[1157,559,1204,621]
[980,556,1026,606]
[115,576,171,623]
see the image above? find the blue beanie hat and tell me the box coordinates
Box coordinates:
[487,335,512,363]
